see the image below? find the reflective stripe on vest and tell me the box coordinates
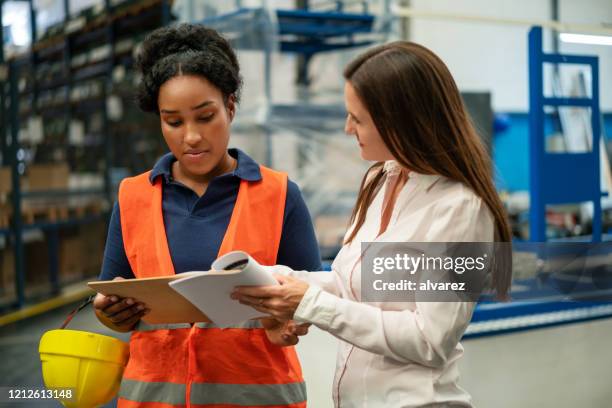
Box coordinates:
[119,380,306,406]
[117,165,304,408]
[119,379,186,405]
[134,320,264,331]
[193,320,263,329]
[190,382,307,406]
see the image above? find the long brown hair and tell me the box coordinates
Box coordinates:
[344,41,512,299]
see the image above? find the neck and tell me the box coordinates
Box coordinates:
[377,168,408,237]
[173,151,237,195]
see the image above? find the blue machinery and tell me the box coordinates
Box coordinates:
[466,26,611,339]
[528,25,603,243]
[276,3,381,84]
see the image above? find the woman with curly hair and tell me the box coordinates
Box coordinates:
[92,23,320,408]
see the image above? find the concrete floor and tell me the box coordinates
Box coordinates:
[460,317,612,408]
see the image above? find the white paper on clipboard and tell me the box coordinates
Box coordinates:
[169,251,278,327]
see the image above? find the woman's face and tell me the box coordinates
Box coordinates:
[344,81,394,162]
[158,75,234,179]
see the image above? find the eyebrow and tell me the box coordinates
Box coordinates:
[160,100,214,114]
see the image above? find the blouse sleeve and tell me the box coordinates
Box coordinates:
[265,264,344,298]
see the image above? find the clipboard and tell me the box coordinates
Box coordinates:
[88,274,211,324]
[88,250,278,326]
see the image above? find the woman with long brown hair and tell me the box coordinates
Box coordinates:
[233,41,512,407]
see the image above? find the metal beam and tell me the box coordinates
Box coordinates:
[551,0,559,54]
[8,61,25,307]
[0,0,7,164]
[392,5,612,37]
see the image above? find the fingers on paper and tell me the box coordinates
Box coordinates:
[233,285,280,298]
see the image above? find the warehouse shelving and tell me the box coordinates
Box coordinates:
[528,26,605,243]
[0,0,173,312]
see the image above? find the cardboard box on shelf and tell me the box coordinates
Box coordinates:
[25,239,50,285]
[0,167,10,189]
[25,163,70,191]
[0,167,11,203]
[1,241,52,298]
[0,248,15,297]
[59,236,83,282]
[79,221,106,276]
[0,203,10,228]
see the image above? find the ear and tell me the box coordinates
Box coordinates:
[227,95,236,121]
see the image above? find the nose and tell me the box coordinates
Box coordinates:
[344,116,354,136]
[184,122,203,145]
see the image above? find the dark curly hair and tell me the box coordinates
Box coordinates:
[136,23,242,113]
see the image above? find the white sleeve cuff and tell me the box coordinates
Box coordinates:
[293,284,336,328]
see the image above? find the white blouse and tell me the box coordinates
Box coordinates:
[273,160,494,407]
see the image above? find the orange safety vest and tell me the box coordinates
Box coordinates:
[116,166,306,408]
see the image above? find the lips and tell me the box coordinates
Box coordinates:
[184,150,209,156]
[183,150,210,162]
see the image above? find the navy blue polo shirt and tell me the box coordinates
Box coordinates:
[100,148,321,280]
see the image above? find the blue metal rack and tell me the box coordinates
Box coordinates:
[528,26,603,243]
[464,26,612,339]
[199,1,383,85]
[280,6,376,85]
[0,1,7,166]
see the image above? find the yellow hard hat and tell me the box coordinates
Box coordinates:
[39,329,129,408]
